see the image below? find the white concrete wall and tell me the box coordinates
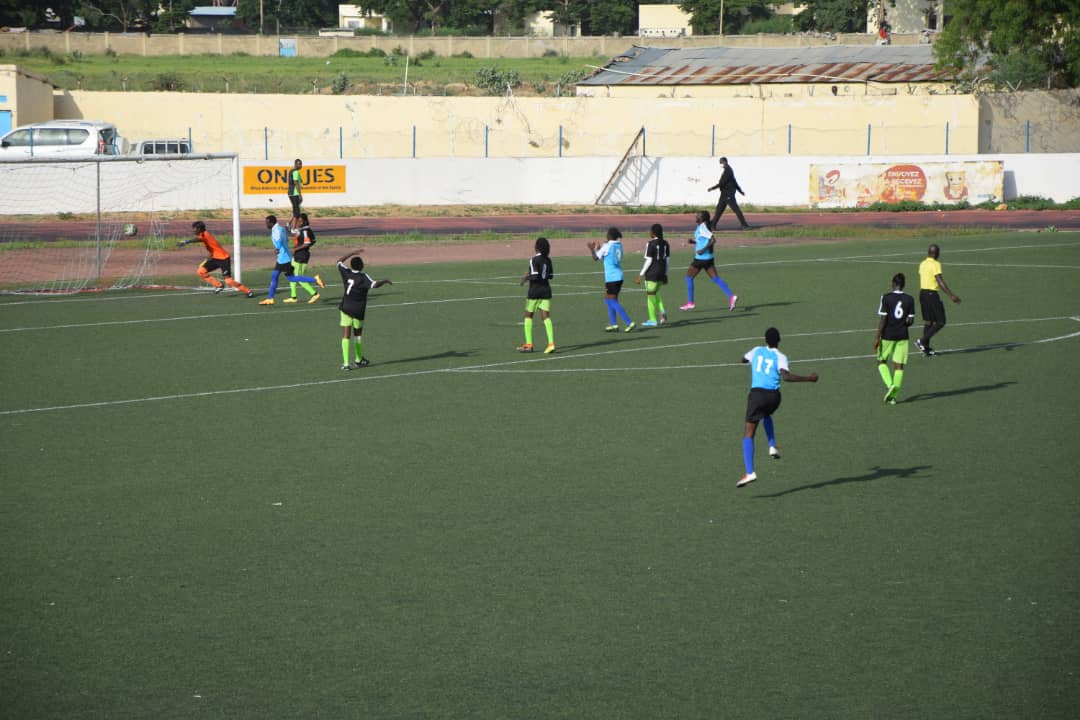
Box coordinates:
[3,153,1077,216]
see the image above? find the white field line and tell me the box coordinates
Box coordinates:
[4,237,1078,309]
[2,316,1078,417]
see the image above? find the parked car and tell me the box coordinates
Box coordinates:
[130,139,193,156]
[0,120,123,159]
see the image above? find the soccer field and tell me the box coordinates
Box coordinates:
[1,230,1078,719]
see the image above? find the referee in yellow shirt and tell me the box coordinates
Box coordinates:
[915,244,961,356]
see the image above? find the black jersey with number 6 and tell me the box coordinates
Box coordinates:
[527,254,554,300]
[339,262,375,316]
[644,237,670,282]
[878,290,916,341]
[293,225,315,264]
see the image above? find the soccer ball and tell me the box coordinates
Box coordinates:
[123,223,138,237]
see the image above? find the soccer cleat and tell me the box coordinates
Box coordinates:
[659,312,668,325]
[517,343,534,353]
[884,385,899,404]
[314,275,326,289]
[282,297,299,304]
[308,293,321,304]
[213,285,224,294]
[924,348,937,356]
[641,320,658,328]
[737,472,758,488]
[624,321,636,333]
[914,338,926,354]
[356,358,370,368]
[604,325,619,332]
[729,294,738,311]
[886,397,897,405]
[341,364,352,371]
[258,298,274,306]
[769,446,781,460]
[679,302,695,311]
[544,343,556,354]
[246,291,255,298]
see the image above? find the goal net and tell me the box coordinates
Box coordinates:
[0,154,241,294]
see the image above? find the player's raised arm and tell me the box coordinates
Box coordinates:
[337,249,365,264]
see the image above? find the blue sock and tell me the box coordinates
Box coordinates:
[267,270,280,299]
[742,437,755,474]
[763,417,776,447]
[711,275,733,298]
[685,275,695,303]
[604,298,617,325]
[613,299,632,324]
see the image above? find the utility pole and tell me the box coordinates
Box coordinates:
[719,0,725,36]
[259,0,264,35]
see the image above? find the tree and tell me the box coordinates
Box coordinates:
[76,0,155,32]
[679,1,788,35]
[791,0,873,33]
[935,0,1080,90]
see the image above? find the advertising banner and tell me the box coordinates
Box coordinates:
[809,161,1004,208]
[243,165,346,195]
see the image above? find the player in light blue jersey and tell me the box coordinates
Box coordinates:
[737,327,818,488]
[587,227,635,332]
[259,214,324,306]
[680,210,738,312]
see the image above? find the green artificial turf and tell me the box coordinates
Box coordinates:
[1,231,1078,718]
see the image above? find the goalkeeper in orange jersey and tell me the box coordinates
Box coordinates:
[177,221,254,297]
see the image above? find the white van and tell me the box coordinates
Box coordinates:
[130,139,193,156]
[0,120,123,159]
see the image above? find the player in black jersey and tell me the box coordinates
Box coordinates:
[337,249,392,370]
[518,237,555,354]
[285,213,319,304]
[874,272,916,404]
[635,223,671,327]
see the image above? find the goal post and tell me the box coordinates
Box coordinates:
[0,153,242,294]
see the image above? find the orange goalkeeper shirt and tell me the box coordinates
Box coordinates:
[196,230,230,260]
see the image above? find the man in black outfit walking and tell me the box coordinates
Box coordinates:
[708,156,751,230]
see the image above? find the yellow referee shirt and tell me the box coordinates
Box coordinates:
[919,257,942,291]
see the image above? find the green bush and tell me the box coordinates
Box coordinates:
[149,72,184,91]
[417,49,436,61]
[475,66,521,94]
[453,50,474,59]
[332,48,365,58]
[365,47,386,57]
[331,72,349,94]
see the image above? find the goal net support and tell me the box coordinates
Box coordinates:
[0,154,241,294]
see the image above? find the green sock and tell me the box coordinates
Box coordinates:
[893,368,904,390]
[543,318,554,344]
[524,317,533,345]
[341,338,351,365]
[877,363,893,388]
[658,295,666,315]
[647,295,657,322]
[354,338,363,363]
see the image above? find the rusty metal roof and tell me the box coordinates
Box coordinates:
[579,45,952,86]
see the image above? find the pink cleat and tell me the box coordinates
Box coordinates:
[729,294,738,311]
[679,302,695,311]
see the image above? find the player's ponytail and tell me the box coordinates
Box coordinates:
[535,237,550,257]
[651,223,664,241]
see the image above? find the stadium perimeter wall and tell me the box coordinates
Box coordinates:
[2,154,1075,216]
[57,91,985,159]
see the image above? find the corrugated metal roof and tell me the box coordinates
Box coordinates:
[580,45,952,86]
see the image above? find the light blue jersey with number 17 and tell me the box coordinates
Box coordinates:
[596,240,624,282]
[744,345,789,390]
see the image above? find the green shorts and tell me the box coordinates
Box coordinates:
[525,298,551,313]
[340,312,364,330]
[644,280,664,294]
[877,339,909,365]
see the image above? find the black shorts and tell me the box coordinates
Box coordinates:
[200,257,233,277]
[745,388,782,423]
[274,261,296,275]
[289,195,302,217]
[919,290,946,325]
[293,251,310,265]
[691,258,715,271]
[605,280,624,296]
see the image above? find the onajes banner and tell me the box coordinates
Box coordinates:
[243,165,346,195]
[809,161,1004,208]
